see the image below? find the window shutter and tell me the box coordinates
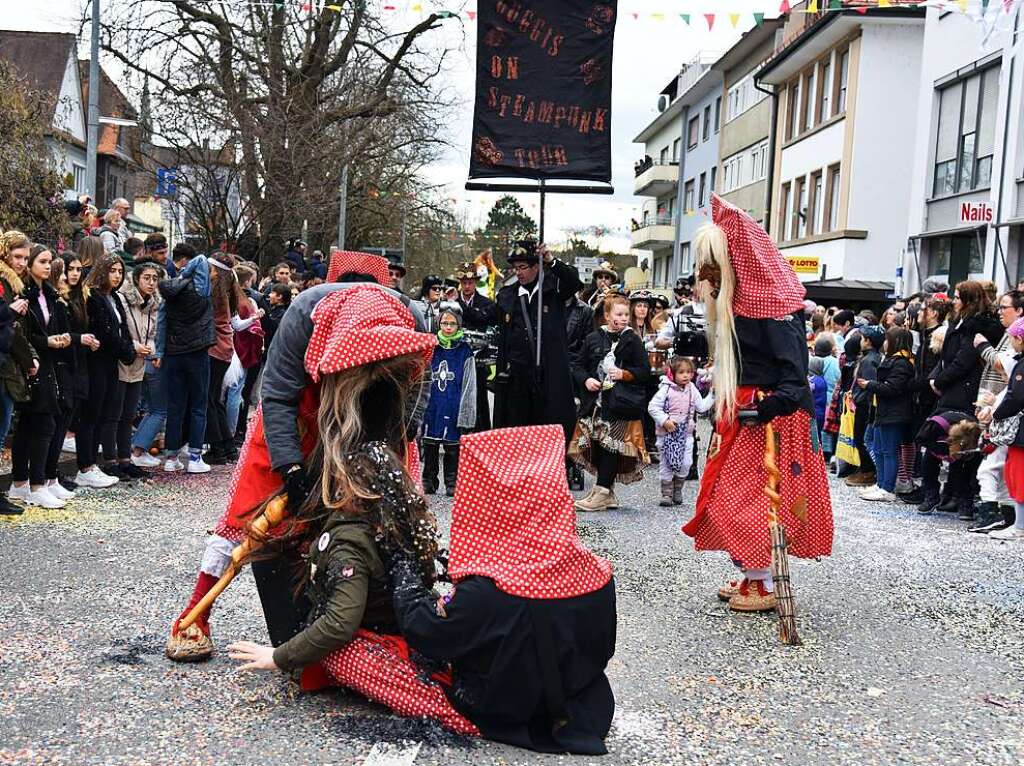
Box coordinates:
[935,84,961,163]
[961,74,980,136]
[977,67,1000,156]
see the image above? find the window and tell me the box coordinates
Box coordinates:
[702,105,711,141]
[825,164,841,232]
[720,139,769,193]
[808,170,823,236]
[785,79,800,141]
[710,165,717,194]
[698,172,707,207]
[837,49,850,114]
[793,176,807,240]
[687,116,699,149]
[930,235,985,275]
[672,138,681,162]
[660,146,670,164]
[933,65,999,197]
[802,67,816,132]
[683,179,695,211]
[779,182,792,243]
[72,163,86,193]
[680,243,691,275]
[819,60,832,123]
[714,96,721,132]
[725,71,768,123]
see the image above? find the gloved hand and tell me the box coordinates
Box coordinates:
[280,463,312,512]
[756,395,785,424]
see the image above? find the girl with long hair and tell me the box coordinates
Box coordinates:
[76,255,137,487]
[7,245,72,508]
[75,234,103,276]
[204,253,248,465]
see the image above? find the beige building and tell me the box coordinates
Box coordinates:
[713,19,783,225]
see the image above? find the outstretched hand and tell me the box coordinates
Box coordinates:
[227,640,278,671]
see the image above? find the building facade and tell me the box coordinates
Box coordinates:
[902,6,1024,294]
[756,5,926,306]
[632,53,722,288]
[714,20,783,226]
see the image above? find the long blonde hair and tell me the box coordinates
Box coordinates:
[694,222,739,422]
[0,230,30,296]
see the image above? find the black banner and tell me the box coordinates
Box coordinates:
[468,0,617,183]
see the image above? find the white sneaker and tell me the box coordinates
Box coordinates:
[46,481,76,501]
[989,526,1024,541]
[7,483,30,502]
[186,456,211,474]
[857,485,880,498]
[863,487,897,502]
[163,457,184,473]
[75,468,118,488]
[62,436,76,453]
[131,452,161,469]
[25,487,65,508]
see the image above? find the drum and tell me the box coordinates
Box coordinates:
[648,349,667,374]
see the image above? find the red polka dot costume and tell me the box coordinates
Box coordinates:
[682,195,833,575]
[326,249,392,285]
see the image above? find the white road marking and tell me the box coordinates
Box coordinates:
[360,741,422,766]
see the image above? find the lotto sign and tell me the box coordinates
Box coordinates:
[786,255,820,274]
[959,201,993,224]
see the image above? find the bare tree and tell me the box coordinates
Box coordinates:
[99,0,457,266]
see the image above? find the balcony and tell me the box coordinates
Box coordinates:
[634,158,679,197]
[631,215,676,249]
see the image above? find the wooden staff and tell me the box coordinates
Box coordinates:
[762,419,802,646]
[177,495,288,632]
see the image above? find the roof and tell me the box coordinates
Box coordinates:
[0,30,76,100]
[712,18,784,76]
[79,60,138,159]
[634,66,723,144]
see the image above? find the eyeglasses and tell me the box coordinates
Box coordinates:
[512,263,534,272]
[999,303,1015,310]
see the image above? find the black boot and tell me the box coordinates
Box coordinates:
[936,494,959,513]
[917,487,941,514]
[956,497,975,521]
[967,501,1003,533]
[566,461,585,492]
[0,495,24,516]
[899,487,925,505]
[421,442,440,495]
[442,443,460,497]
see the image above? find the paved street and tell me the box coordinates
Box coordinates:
[2,455,1024,766]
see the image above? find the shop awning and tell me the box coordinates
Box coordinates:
[908,223,986,239]
[802,278,895,304]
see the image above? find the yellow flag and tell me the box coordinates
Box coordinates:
[956,0,967,10]
[411,2,422,11]
[878,0,892,6]
[806,0,819,12]
[729,12,740,27]
[651,12,665,20]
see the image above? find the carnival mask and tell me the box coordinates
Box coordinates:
[697,261,722,300]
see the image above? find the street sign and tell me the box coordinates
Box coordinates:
[156,167,178,197]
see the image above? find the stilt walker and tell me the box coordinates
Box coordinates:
[681,195,832,632]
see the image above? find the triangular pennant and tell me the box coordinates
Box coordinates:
[1004,0,1013,12]
[780,0,791,13]
[754,12,765,26]
[806,0,819,13]
[704,13,715,29]
[680,12,691,24]
[631,12,638,20]
[829,0,841,9]
[981,0,990,14]
[411,3,422,12]
[467,10,477,21]
[957,0,968,11]
[855,5,868,13]
[878,0,891,6]
[652,12,665,21]
[729,12,740,27]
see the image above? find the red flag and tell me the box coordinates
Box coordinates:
[704,13,715,30]
[779,0,791,13]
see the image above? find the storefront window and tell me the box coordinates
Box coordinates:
[928,234,985,279]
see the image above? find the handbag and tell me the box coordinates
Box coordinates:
[602,380,646,419]
[987,411,1022,447]
[835,392,861,466]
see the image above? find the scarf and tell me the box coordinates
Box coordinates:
[437,327,464,349]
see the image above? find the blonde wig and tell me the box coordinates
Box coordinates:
[693,222,739,422]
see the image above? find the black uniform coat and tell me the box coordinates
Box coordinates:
[393,571,617,755]
[931,312,1003,413]
[494,260,583,436]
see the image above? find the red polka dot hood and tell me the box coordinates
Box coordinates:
[304,285,436,382]
[711,193,806,320]
[447,425,613,599]
[326,250,391,285]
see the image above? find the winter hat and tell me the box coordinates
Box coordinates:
[808,355,825,377]
[706,194,806,319]
[861,324,885,349]
[448,425,613,599]
[1008,317,1024,339]
[304,285,436,382]
[326,250,390,285]
[813,335,835,358]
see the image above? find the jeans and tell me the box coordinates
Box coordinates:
[871,423,903,492]
[114,379,143,460]
[77,354,120,469]
[164,350,210,453]
[12,410,56,485]
[133,368,167,452]
[0,389,14,448]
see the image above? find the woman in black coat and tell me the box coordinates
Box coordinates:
[569,294,650,512]
[76,255,137,487]
[8,246,73,508]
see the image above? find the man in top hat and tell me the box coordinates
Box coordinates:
[456,261,498,431]
[494,241,582,442]
[387,261,407,294]
[584,261,618,310]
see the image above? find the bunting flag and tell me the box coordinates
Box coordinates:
[729,12,741,26]
[806,0,819,13]
[704,13,715,29]
[680,13,691,24]
[957,0,968,11]
[754,12,765,25]
[780,0,791,12]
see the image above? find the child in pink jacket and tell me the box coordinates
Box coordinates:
[648,356,713,506]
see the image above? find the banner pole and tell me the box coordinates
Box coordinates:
[536,178,546,368]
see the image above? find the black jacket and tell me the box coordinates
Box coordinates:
[17,282,68,414]
[736,313,814,423]
[852,348,881,410]
[865,355,914,426]
[457,291,497,332]
[993,354,1024,447]
[393,573,616,756]
[912,324,941,423]
[64,295,91,401]
[931,312,1003,412]
[87,291,136,365]
[158,272,214,356]
[565,296,594,388]
[572,327,649,418]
